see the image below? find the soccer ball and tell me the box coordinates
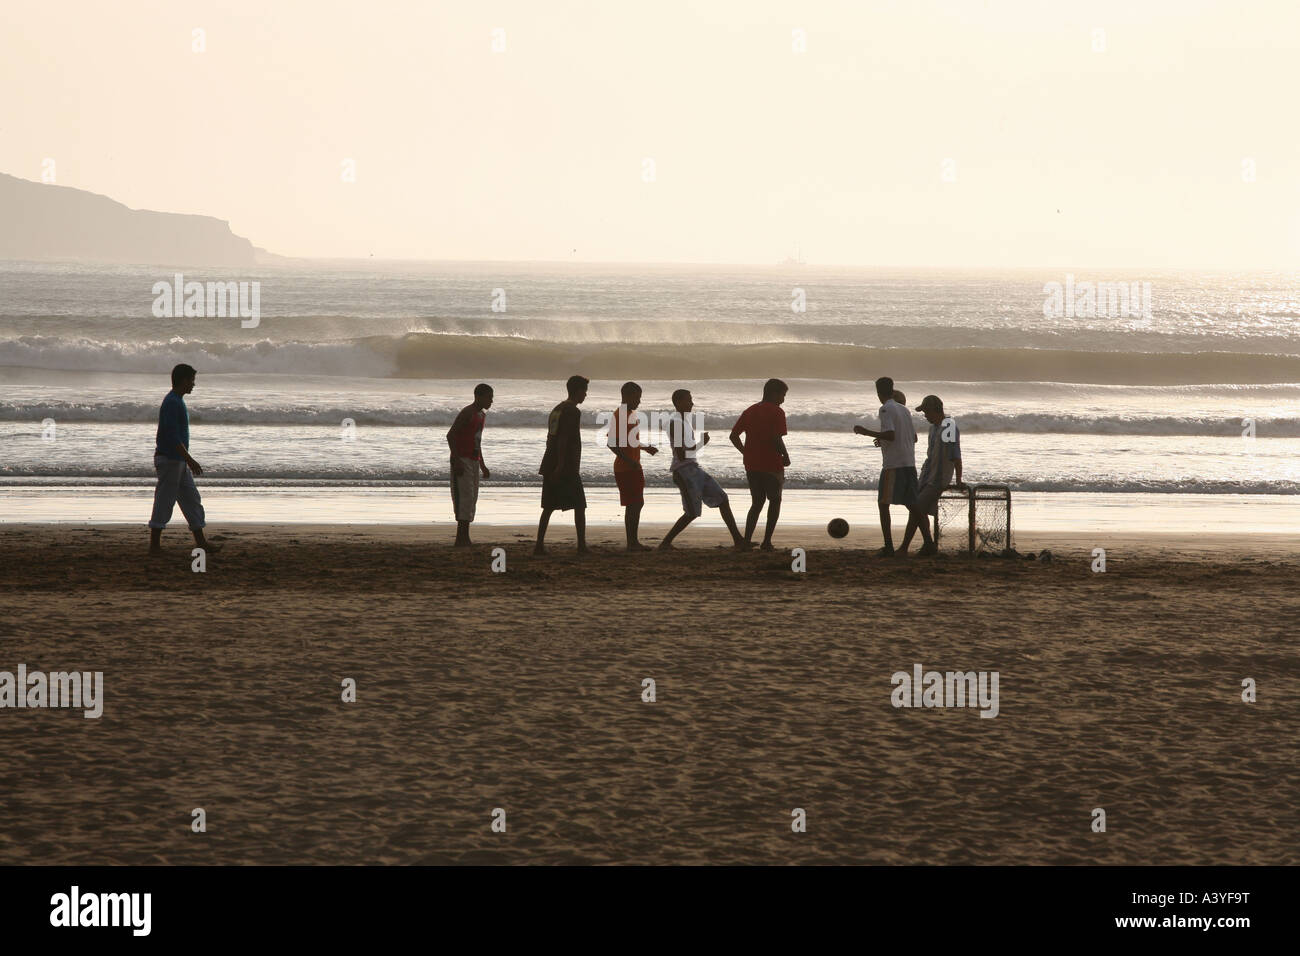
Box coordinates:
[827,518,850,539]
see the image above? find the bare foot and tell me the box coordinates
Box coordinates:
[454,540,472,548]
[627,542,651,552]
[733,539,754,552]
[533,544,547,555]
[657,541,675,551]
[759,541,775,551]
[576,546,591,555]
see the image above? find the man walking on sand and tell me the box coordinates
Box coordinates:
[730,378,790,551]
[854,375,918,556]
[148,363,214,555]
[447,383,493,546]
[535,375,589,555]
[659,388,749,551]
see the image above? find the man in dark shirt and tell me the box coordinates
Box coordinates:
[148,364,213,555]
[535,375,589,555]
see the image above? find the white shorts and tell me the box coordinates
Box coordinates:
[672,461,728,519]
[148,455,206,530]
[451,457,480,522]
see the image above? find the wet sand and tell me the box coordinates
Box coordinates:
[1,522,1296,864]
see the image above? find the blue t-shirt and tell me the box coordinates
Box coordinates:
[155,391,189,460]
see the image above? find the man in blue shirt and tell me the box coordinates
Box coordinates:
[148,364,213,555]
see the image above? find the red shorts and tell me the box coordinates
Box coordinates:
[614,467,645,506]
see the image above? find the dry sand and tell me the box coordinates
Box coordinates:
[1,522,1296,865]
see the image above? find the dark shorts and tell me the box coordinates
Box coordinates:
[614,468,645,506]
[746,470,784,501]
[542,474,586,511]
[878,466,919,507]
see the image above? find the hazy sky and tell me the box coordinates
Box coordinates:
[4,0,1299,266]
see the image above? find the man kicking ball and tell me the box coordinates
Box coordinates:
[659,388,749,551]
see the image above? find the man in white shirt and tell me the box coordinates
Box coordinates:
[854,376,919,556]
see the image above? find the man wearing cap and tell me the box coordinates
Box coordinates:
[900,394,964,556]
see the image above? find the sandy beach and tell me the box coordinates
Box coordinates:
[1,522,1295,865]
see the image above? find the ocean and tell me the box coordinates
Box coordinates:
[1,259,1297,529]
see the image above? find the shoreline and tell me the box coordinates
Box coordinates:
[2,486,1297,535]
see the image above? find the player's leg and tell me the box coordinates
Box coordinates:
[534,508,553,554]
[148,456,181,553]
[719,498,749,549]
[659,472,697,549]
[916,506,937,553]
[575,506,588,553]
[175,464,209,550]
[743,472,764,542]
[626,503,647,550]
[658,512,694,549]
[761,474,782,550]
[898,511,920,554]
[877,468,895,554]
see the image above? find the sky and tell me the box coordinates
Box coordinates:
[3,0,1299,267]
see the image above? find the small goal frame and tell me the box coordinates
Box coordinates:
[934,484,1013,554]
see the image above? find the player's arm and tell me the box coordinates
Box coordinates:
[173,442,201,476]
[729,428,745,455]
[856,426,895,441]
[555,406,580,476]
[162,403,202,475]
[606,414,633,466]
[610,444,637,468]
[447,406,472,475]
[776,435,790,467]
[477,427,489,479]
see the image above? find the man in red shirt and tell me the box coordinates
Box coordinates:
[607,381,659,551]
[446,383,493,546]
[729,378,791,550]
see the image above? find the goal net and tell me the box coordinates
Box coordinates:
[934,484,1013,555]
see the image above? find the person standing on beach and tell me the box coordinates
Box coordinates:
[659,388,749,551]
[535,375,589,555]
[447,383,493,547]
[729,378,790,551]
[898,395,963,556]
[608,381,658,551]
[148,363,213,555]
[854,376,918,556]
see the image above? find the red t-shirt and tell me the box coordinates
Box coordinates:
[731,401,787,473]
[608,406,641,473]
[450,408,485,460]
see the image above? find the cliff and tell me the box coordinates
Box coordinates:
[0,172,267,267]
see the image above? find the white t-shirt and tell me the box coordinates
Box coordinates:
[877,399,917,469]
[665,411,700,473]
